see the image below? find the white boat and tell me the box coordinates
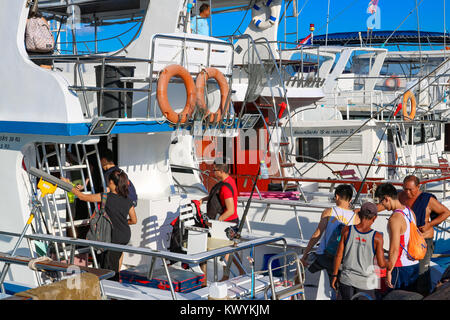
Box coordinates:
[0,0,448,301]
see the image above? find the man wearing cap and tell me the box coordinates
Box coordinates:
[331,202,386,300]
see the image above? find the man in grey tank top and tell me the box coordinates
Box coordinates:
[331,202,387,300]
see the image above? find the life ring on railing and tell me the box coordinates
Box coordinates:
[251,0,282,30]
[157,64,196,124]
[195,67,230,123]
[385,75,401,90]
[402,90,416,121]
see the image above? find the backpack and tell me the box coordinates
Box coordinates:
[324,208,356,256]
[86,193,112,254]
[396,208,427,261]
[206,181,234,220]
[25,17,55,53]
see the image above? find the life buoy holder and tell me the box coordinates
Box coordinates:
[385,75,401,90]
[402,90,416,121]
[195,67,230,123]
[251,0,281,30]
[156,64,196,124]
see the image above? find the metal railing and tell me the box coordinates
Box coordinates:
[0,230,286,300]
[30,34,238,128]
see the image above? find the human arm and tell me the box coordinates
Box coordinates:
[331,226,349,290]
[300,208,331,266]
[374,232,387,268]
[386,213,402,288]
[61,177,101,203]
[199,195,209,205]
[128,206,137,225]
[218,197,234,221]
[420,197,450,233]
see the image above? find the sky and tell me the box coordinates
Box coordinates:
[59,0,450,53]
[212,0,449,42]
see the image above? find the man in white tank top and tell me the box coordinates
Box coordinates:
[301,185,359,281]
[375,183,420,293]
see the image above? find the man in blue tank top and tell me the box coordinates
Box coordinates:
[301,185,359,285]
[398,175,450,296]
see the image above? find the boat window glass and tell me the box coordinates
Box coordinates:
[330,135,363,154]
[407,125,424,145]
[423,121,440,141]
[296,138,323,162]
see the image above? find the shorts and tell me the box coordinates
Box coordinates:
[308,253,334,277]
[338,282,376,300]
[391,264,419,291]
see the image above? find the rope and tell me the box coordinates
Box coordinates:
[28,256,53,271]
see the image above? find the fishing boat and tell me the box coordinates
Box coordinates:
[0,0,448,301]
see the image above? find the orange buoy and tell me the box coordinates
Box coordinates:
[195,67,230,123]
[402,90,416,121]
[157,64,196,124]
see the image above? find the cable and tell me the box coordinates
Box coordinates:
[382,0,425,47]
[300,56,450,177]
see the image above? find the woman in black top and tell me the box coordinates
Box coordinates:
[63,169,137,281]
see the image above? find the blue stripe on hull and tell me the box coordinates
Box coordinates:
[0,120,175,136]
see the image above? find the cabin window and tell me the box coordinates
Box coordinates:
[296,138,323,162]
[407,125,424,145]
[330,135,363,154]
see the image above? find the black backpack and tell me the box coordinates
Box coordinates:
[86,193,112,254]
[206,181,234,220]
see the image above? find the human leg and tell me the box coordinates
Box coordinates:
[416,238,434,296]
[338,282,355,300]
[102,250,123,282]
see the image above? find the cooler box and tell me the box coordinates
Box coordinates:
[120,264,205,293]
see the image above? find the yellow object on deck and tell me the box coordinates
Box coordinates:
[37,177,57,198]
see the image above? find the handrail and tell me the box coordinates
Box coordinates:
[232,173,450,187]
[0,231,284,267]
[316,160,448,171]
[0,230,285,300]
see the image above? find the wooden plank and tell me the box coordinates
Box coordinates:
[0,252,114,280]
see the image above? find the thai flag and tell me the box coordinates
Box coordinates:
[297,34,312,47]
[367,0,379,14]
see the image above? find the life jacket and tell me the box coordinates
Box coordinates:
[206,181,234,220]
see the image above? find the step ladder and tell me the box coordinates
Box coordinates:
[392,123,412,177]
[266,251,305,300]
[246,37,308,202]
[282,0,299,49]
[31,142,105,265]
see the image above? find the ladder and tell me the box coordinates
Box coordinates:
[392,123,412,177]
[32,142,105,265]
[423,115,440,163]
[282,0,299,49]
[266,251,305,300]
[247,37,308,202]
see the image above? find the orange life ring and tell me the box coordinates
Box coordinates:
[156,64,196,124]
[195,67,230,123]
[385,75,401,90]
[402,90,416,121]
